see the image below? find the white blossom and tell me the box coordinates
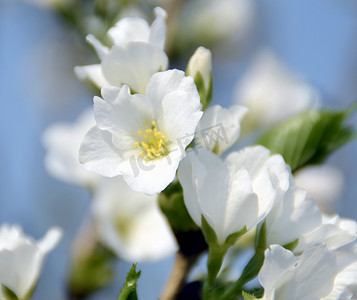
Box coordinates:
[259,245,339,300]
[0,225,62,300]
[42,108,100,187]
[234,50,318,131]
[196,104,247,155]
[79,69,202,194]
[75,7,168,94]
[265,181,356,253]
[91,176,177,262]
[178,146,290,245]
[294,164,344,214]
[180,0,254,48]
[259,243,357,300]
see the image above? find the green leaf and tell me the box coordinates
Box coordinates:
[201,215,218,245]
[159,182,198,232]
[1,285,19,300]
[192,72,213,110]
[221,249,265,299]
[242,291,257,300]
[283,238,299,251]
[255,221,267,251]
[117,264,141,300]
[224,226,247,247]
[256,106,356,172]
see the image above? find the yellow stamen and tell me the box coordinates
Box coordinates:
[134,120,169,160]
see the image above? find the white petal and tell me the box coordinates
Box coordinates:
[197,105,248,155]
[101,43,168,94]
[94,86,154,140]
[86,34,109,59]
[0,244,40,299]
[266,188,322,248]
[198,163,231,243]
[145,69,199,117]
[79,126,123,177]
[149,7,167,49]
[74,65,110,88]
[259,245,297,299]
[161,90,202,144]
[224,167,259,234]
[119,149,183,194]
[287,245,337,299]
[37,227,62,254]
[108,17,150,47]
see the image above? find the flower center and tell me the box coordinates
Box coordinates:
[134,121,169,160]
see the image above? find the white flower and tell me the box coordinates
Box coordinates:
[234,50,318,131]
[79,69,203,194]
[0,225,62,300]
[91,176,177,262]
[259,244,339,300]
[75,7,168,94]
[259,243,357,300]
[196,104,248,155]
[295,215,357,253]
[186,46,212,91]
[177,146,290,245]
[180,0,254,47]
[42,108,100,187]
[294,164,344,214]
[265,181,356,253]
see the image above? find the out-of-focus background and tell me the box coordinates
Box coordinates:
[1,0,357,299]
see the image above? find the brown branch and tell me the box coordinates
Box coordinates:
[161,251,196,300]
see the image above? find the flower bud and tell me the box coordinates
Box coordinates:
[186,47,213,109]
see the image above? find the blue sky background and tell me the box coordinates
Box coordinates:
[1,0,357,299]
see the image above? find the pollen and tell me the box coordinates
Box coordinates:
[135,120,169,160]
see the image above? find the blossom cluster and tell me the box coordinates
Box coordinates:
[32,4,357,300]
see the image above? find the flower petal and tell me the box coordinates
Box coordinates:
[119,149,183,194]
[108,17,150,47]
[259,245,297,300]
[101,43,168,94]
[79,126,123,177]
[86,34,109,59]
[74,64,110,89]
[149,7,167,49]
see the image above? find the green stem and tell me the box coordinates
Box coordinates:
[203,246,227,300]
[221,249,265,300]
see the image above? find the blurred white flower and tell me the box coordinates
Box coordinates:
[196,104,247,155]
[42,108,100,187]
[234,50,319,131]
[0,225,62,300]
[259,244,339,300]
[75,7,168,93]
[178,146,290,245]
[180,0,254,48]
[79,70,202,194]
[91,176,177,262]
[294,164,345,214]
